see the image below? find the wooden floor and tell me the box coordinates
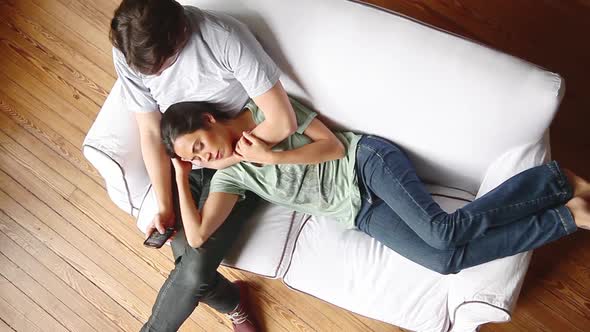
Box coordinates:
[0,0,588,331]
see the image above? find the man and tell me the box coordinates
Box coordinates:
[110,0,297,331]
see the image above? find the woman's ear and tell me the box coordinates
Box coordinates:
[204,113,216,124]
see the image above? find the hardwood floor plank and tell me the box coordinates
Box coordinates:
[0,317,14,332]
[0,170,210,330]
[0,297,42,332]
[0,90,102,184]
[0,44,100,122]
[0,13,109,118]
[0,75,86,149]
[223,268,379,332]
[537,277,590,329]
[0,111,109,206]
[56,0,112,36]
[0,21,108,108]
[0,131,76,199]
[1,0,113,73]
[0,0,115,93]
[0,275,68,332]
[0,123,175,275]
[0,64,94,134]
[0,251,96,332]
[0,146,167,292]
[26,0,112,55]
[229,279,305,331]
[74,0,119,21]
[68,189,175,276]
[0,178,155,323]
[0,114,172,264]
[0,213,137,332]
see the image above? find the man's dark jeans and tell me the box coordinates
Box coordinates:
[141,168,259,331]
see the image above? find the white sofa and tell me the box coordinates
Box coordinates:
[83,1,565,331]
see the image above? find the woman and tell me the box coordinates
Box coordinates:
[161,98,590,274]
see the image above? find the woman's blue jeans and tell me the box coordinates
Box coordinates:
[354,135,577,274]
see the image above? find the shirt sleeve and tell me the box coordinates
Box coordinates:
[245,97,317,134]
[209,168,247,201]
[223,19,281,98]
[289,97,318,134]
[112,48,159,113]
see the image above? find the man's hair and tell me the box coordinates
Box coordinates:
[110,0,189,74]
[161,102,232,158]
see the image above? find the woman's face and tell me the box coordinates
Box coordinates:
[173,116,234,164]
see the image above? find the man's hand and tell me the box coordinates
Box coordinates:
[235,131,274,164]
[146,209,175,240]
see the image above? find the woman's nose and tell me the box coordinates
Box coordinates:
[199,152,211,162]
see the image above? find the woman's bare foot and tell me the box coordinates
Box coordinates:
[563,168,590,198]
[563,169,590,230]
[566,197,590,230]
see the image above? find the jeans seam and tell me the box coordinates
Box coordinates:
[463,192,568,221]
[555,206,569,234]
[556,206,576,234]
[147,259,182,328]
[358,142,431,219]
[549,161,574,200]
[546,161,564,187]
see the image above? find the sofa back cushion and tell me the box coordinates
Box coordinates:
[186,0,563,193]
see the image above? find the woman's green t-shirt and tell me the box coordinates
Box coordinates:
[209,98,362,228]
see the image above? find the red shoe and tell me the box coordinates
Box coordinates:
[226,281,258,332]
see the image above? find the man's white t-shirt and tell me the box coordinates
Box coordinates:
[113,6,281,115]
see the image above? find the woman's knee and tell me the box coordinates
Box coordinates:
[422,232,458,251]
[426,259,459,275]
[173,254,216,290]
[423,219,462,250]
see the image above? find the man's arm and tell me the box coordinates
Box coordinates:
[236,116,346,165]
[250,81,297,145]
[197,81,297,169]
[135,111,175,236]
[113,48,174,237]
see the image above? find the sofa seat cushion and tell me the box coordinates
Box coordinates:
[222,202,298,278]
[138,188,297,278]
[283,186,479,332]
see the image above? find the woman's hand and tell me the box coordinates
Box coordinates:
[235,131,275,164]
[172,158,193,181]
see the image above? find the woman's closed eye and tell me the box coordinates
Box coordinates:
[192,141,204,153]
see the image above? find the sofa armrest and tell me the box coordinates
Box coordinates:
[447,134,551,331]
[83,79,151,217]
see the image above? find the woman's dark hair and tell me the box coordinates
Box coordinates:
[161,101,231,158]
[110,0,189,74]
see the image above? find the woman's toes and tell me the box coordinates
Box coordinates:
[564,168,590,198]
[567,197,590,230]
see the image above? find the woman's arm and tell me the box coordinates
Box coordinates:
[173,159,239,248]
[236,117,345,165]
